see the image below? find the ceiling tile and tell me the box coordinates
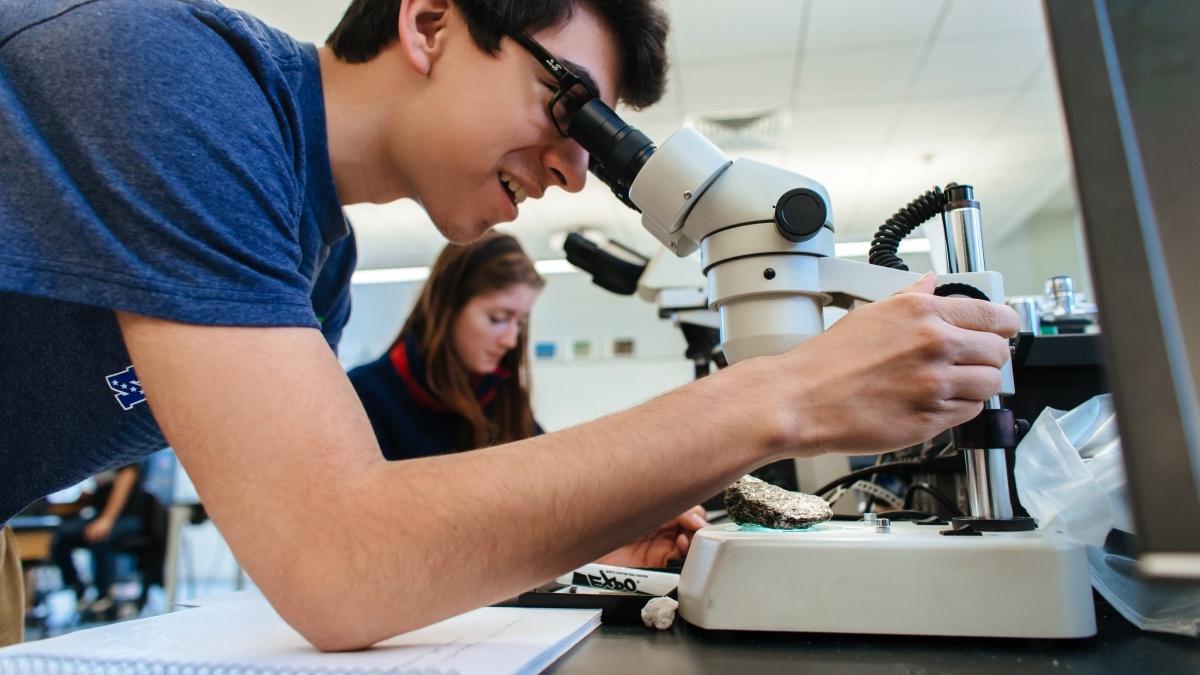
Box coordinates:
[996,66,1065,136]
[891,92,1015,142]
[679,56,799,116]
[969,159,1072,238]
[782,100,897,154]
[806,0,945,51]
[977,131,1071,168]
[911,35,1047,96]
[939,0,1047,41]
[794,46,924,107]
[670,0,806,66]
[876,139,982,184]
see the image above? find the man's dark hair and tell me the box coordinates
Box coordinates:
[326,0,669,109]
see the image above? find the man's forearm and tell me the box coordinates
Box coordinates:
[265,357,786,650]
[269,285,1021,649]
[120,287,1017,652]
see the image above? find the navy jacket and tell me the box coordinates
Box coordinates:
[348,336,541,460]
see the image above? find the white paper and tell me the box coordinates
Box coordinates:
[0,591,600,675]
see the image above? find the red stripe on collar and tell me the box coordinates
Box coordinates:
[389,342,452,413]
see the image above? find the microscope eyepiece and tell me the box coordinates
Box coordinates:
[568,99,656,211]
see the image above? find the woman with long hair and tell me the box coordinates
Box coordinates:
[348,232,705,566]
[349,232,544,459]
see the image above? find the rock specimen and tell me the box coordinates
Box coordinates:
[725,476,832,529]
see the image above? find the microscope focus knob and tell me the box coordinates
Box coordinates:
[774,188,828,242]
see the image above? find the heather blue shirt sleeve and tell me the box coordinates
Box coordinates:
[312,229,357,352]
[0,0,321,327]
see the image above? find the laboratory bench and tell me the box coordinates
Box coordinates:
[548,594,1198,673]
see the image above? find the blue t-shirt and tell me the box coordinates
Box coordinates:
[0,0,355,523]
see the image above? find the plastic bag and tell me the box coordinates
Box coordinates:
[1015,394,1200,637]
[1014,394,1127,546]
[1088,543,1200,637]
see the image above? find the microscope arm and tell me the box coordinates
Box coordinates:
[818,257,1006,310]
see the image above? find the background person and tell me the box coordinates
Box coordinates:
[349,233,545,460]
[49,465,150,620]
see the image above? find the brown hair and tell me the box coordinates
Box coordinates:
[326,0,669,109]
[395,232,545,449]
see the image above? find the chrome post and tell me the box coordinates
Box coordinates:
[942,185,1014,520]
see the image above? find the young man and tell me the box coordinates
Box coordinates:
[0,0,1017,650]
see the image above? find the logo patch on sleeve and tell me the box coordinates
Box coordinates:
[106,366,147,411]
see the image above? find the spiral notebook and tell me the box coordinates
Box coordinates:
[0,591,600,674]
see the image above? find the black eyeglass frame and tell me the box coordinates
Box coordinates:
[498,23,601,137]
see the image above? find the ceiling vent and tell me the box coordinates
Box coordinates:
[688,110,784,151]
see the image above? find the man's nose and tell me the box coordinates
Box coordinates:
[542,136,589,193]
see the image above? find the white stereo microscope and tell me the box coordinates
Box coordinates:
[568,100,1096,638]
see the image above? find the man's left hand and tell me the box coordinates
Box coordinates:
[596,505,708,568]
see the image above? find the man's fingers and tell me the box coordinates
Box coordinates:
[947,365,1004,403]
[676,532,691,556]
[675,506,707,531]
[934,296,1020,336]
[939,398,987,428]
[894,271,936,296]
[953,332,1011,368]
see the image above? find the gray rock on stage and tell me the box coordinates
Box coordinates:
[725,476,833,529]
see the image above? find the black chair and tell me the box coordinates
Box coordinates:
[109,494,169,612]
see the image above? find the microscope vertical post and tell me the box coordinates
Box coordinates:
[942,185,1015,520]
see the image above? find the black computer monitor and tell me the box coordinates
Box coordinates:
[1043,0,1200,578]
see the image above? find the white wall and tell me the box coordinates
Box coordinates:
[986,188,1095,301]
[336,281,419,369]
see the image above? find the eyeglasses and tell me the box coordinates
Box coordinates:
[498,23,600,137]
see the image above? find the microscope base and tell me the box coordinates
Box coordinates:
[678,521,1096,637]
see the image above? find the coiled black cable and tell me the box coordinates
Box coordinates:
[868,185,952,270]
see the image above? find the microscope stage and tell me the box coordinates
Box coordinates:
[677,521,1096,638]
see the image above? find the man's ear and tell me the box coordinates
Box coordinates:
[397,0,452,76]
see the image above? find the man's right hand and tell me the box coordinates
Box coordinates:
[759,272,1020,457]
